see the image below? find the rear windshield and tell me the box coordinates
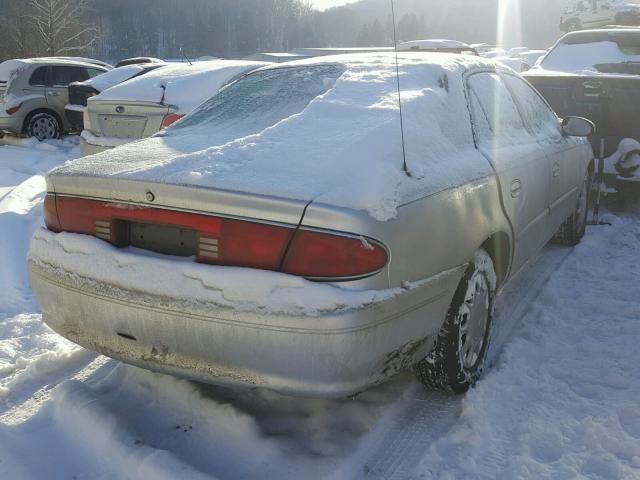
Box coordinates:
[166,64,346,142]
[542,34,640,73]
[0,60,26,85]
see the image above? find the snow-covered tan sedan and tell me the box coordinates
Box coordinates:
[29,53,595,398]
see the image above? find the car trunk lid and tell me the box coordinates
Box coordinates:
[44,175,389,281]
[86,100,171,139]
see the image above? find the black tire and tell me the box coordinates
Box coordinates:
[552,170,591,246]
[414,249,496,394]
[26,111,61,141]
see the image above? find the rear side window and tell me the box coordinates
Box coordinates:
[502,74,561,139]
[51,66,89,86]
[29,67,48,86]
[467,72,527,146]
[87,68,106,79]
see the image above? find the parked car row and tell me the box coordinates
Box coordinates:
[0,56,167,141]
[79,60,269,155]
[65,62,168,131]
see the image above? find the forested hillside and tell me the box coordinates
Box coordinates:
[0,0,564,62]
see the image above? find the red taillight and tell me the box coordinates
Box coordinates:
[47,196,388,280]
[282,230,388,280]
[5,104,22,115]
[43,194,61,232]
[51,196,293,271]
[161,113,184,128]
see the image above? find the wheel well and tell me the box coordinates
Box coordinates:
[22,108,63,134]
[482,232,511,287]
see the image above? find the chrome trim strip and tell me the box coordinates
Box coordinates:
[200,237,219,246]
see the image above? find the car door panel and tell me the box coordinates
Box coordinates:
[46,67,90,122]
[502,74,582,231]
[467,72,551,274]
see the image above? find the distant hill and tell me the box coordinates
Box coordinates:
[320,0,565,49]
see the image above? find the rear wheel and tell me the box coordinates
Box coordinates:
[414,249,496,394]
[553,170,591,246]
[26,112,60,141]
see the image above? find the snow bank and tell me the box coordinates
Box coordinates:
[28,228,413,316]
[414,211,640,479]
[54,53,492,221]
[91,60,269,113]
[0,141,77,317]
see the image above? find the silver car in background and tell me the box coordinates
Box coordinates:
[0,58,110,140]
[80,60,270,156]
[29,53,595,398]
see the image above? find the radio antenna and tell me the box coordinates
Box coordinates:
[390,0,410,177]
[180,47,193,66]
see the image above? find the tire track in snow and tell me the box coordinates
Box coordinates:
[352,245,573,479]
[0,354,109,426]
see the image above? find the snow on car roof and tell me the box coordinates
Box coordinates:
[535,29,640,74]
[397,39,471,51]
[11,57,108,68]
[52,53,497,221]
[80,63,165,92]
[91,60,271,112]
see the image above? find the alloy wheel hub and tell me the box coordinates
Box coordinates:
[458,271,489,370]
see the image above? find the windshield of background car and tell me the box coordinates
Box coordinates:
[541,33,640,73]
[166,64,346,142]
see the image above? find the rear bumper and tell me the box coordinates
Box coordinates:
[0,114,23,134]
[29,258,463,398]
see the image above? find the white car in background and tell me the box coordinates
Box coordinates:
[65,62,167,132]
[517,50,548,69]
[397,39,478,55]
[80,60,270,156]
[561,0,640,32]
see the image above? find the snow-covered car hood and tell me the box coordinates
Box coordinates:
[50,53,494,221]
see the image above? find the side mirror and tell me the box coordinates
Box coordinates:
[562,116,595,137]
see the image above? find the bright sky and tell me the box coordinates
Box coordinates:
[311,0,358,10]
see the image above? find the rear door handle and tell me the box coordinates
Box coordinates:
[511,180,522,198]
[553,163,561,177]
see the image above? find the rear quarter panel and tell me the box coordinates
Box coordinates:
[301,174,511,291]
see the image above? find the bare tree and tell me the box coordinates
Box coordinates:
[28,0,97,56]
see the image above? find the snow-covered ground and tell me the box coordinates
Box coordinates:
[0,140,639,479]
